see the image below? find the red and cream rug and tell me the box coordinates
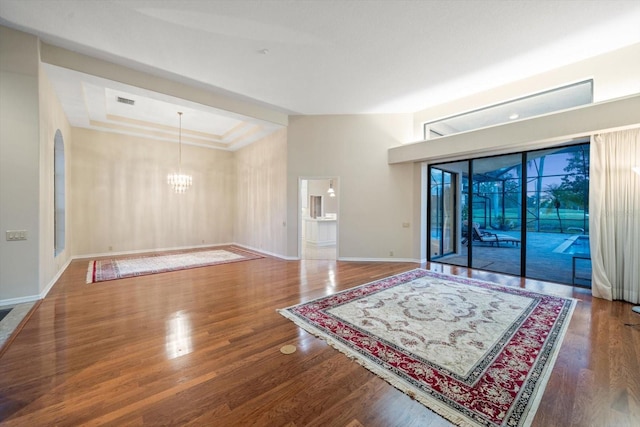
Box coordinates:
[279,269,576,427]
[86,247,263,283]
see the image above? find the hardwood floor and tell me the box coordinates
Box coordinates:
[0,251,638,426]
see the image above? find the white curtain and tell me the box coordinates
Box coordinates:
[590,128,640,303]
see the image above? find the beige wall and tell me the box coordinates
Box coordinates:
[234,128,287,256]
[286,114,415,260]
[0,27,41,301]
[70,128,235,255]
[38,62,73,294]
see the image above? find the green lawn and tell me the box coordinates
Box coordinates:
[473,208,589,233]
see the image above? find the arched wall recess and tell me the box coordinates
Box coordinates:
[54,129,65,256]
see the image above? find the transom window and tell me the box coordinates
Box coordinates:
[424,80,593,139]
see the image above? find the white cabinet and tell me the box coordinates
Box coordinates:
[304,218,337,246]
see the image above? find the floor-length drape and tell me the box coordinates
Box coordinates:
[590,128,640,303]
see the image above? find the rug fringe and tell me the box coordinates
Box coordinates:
[85,261,95,284]
[277,308,479,427]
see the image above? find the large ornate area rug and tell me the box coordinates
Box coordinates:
[86,247,263,283]
[278,269,576,427]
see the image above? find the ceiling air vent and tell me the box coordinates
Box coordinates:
[116,96,135,106]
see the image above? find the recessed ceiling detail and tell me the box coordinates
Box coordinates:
[42,63,282,151]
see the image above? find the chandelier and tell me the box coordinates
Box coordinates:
[167,112,192,193]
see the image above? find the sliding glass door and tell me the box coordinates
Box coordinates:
[429,155,522,276]
[427,142,590,287]
[525,145,590,284]
[471,154,522,276]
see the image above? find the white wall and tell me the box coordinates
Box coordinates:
[234,128,287,256]
[70,128,235,256]
[286,114,415,260]
[0,27,41,302]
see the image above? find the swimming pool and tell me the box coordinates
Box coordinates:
[553,235,590,255]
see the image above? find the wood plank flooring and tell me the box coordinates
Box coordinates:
[0,251,639,426]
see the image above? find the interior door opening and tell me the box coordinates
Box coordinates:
[299,178,338,260]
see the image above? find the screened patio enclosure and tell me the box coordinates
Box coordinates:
[428,142,591,286]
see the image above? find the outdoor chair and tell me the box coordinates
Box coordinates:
[464,222,521,247]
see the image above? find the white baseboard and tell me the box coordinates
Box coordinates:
[232,243,292,260]
[71,242,236,261]
[0,257,73,307]
[1,245,418,306]
[338,257,420,263]
[0,294,40,308]
[40,257,73,300]
[73,242,294,261]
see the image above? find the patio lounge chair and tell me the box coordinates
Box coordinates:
[465,222,520,247]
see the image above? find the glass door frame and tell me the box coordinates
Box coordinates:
[427,166,458,260]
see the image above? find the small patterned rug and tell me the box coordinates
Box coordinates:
[279,269,576,427]
[87,247,263,283]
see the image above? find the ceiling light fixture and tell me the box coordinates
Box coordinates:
[509,113,519,120]
[167,112,192,193]
[327,180,336,197]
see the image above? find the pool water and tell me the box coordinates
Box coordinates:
[558,235,590,255]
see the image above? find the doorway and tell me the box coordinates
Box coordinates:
[300,178,338,260]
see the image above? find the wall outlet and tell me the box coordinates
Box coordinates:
[389,251,394,257]
[6,230,27,241]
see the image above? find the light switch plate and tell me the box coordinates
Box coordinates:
[6,230,27,241]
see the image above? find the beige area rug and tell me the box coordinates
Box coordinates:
[86,247,263,283]
[279,269,576,427]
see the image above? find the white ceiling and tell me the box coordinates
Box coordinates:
[1,0,640,147]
